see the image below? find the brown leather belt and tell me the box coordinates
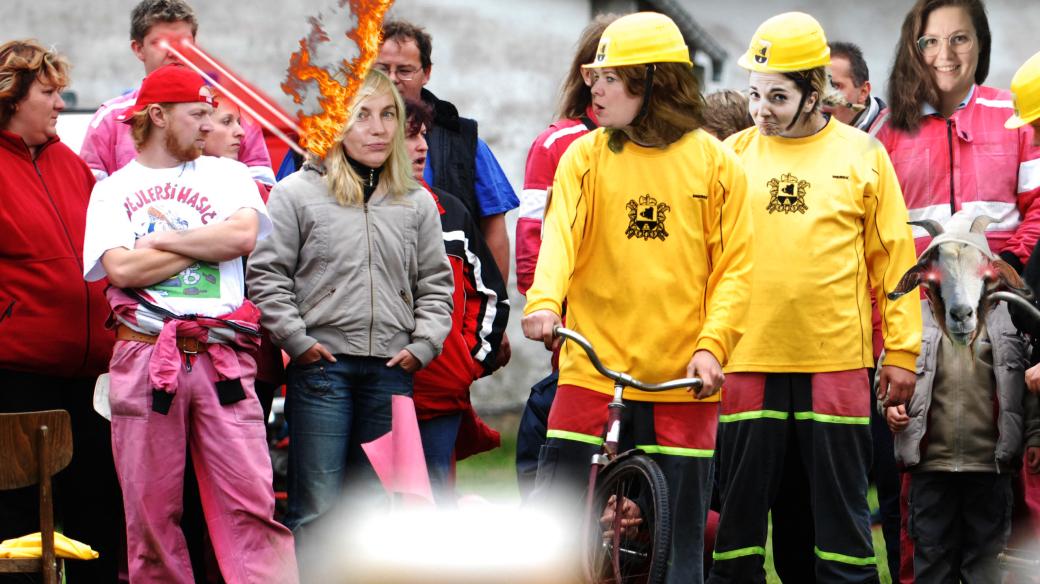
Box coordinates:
[115,325,207,354]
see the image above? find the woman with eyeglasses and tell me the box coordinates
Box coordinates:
[876,0,1040,273]
[874,2,1040,580]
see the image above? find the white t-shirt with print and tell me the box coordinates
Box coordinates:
[83,156,272,318]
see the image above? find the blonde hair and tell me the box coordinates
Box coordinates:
[129,106,160,150]
[322,69,417,206]
[0,39,69,128]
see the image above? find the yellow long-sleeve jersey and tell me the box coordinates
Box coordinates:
[723,118,922,373]
[524,129,754,402]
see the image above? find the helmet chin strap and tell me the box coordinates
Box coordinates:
[786,92,810,131]
[634,63,656,124]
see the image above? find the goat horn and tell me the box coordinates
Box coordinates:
[908,219,944,237]
[970,215,997,234]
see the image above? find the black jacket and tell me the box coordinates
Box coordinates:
[423,88,480,219]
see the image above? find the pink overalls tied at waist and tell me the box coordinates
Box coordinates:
[106,287,262,394]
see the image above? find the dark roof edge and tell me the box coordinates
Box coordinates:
[645,0,728,76]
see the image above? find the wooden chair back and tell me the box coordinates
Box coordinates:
[0,410,73,584]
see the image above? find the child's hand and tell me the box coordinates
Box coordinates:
[1028,446,1040,474]
[885,404,910,433]
[1026,363,1040,394]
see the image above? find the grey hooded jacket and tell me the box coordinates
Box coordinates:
[246,167,453,366]
[880,300,1036,471]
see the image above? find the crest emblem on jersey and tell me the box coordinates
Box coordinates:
[626,194,670,240]
[767,173,810,214]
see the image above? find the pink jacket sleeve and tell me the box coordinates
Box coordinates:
[79,106,121,180]
[238,118,275,186]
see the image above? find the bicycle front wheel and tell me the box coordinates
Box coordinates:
[582,454,671,584]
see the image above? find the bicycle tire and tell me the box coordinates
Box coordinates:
[582,454,671,584]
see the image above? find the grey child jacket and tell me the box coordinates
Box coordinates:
[880,300,1037,471]
[246,167,454,366]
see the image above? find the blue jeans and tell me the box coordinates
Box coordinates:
[283,355,412,541]
[418,412,463,504]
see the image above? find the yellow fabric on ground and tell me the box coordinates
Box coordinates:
[0,532,99,560]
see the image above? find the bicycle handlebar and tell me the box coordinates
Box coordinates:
[554,326,703,392]
[989,291,1040,324]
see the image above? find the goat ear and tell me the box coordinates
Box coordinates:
[991,259,1032,297]
[888,261,928,300]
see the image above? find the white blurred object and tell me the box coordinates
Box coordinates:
[56,111,92,155]
[303,502,581,583]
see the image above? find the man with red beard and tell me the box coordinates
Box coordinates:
[81,64,298,584]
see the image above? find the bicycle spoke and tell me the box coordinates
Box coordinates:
[586,459,666,584]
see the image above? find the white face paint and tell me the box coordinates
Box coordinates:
[934,243,988,344]
[747,72,820,138]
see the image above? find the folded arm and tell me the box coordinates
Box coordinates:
[137,208,260,263]
[100,247,197,289]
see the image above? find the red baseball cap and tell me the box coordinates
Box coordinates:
[117,64,216,123]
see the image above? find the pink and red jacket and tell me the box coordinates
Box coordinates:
[414,184,508,459]
[107,287,261,395]
[516,108,597,295]
[875,85,1040,270]
[79,87,275,185]
[413,184,508,419]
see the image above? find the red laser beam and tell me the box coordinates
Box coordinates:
[159,37,305,156]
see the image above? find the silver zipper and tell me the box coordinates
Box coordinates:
[365,203,374,354]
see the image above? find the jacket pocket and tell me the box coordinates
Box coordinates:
[300,287,336,319]
[915,338,933,376]
[384,284,416,332]
[974,137,1019,201]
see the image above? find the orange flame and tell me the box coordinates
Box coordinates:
[283,0,394,158]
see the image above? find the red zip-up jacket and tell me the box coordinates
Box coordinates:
[0,130,113,377]
[413,184,508,419]
[516,108,598,295]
